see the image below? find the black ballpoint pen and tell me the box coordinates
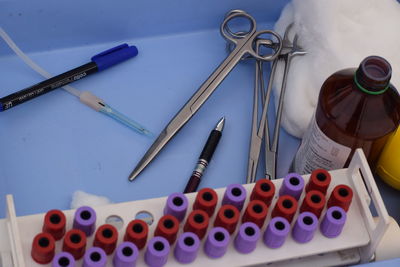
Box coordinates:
[0,44,138,111]
[183,117,225,193]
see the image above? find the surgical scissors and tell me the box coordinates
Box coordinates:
[128,10,282,181]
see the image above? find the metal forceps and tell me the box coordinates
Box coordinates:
[264,24,306,181]
[128,10,282,181]
[246,23,306,183]
[246,38,278,184]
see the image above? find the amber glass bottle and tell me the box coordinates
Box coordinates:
[294,56,400,174]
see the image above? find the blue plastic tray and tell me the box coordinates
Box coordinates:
[0,0,294,218]
[0,0,398,234]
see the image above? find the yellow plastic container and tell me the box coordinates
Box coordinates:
[376,127,400,190]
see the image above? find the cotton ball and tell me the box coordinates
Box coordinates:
[273,0,400,138]
[70,190,111,209]
[274,2,294,33]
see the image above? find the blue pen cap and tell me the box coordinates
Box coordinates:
[91,43,138,71]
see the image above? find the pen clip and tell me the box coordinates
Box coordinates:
[91,43,138,71]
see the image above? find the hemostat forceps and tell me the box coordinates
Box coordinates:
[129,10,282,181]
[247,23,306,183]
[246,39,279,184]
[264,24,306,181]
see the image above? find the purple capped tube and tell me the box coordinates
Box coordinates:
[320,206,347,238]
[222,184,247,211]
[145,236,170,267]
[52,252,75,267]
[113,241,139,267]
[263,217,291,248]
[292,212,318,243]
[174,232,201,264]
[204,227,230,258]
[82,247,107,267]
[163,192,188,222]
[279,173,305,200]
[234,222,260,254]
[73,206,96,237]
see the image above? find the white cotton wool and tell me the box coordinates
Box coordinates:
[70,190,112,209]
[273,0,400,138]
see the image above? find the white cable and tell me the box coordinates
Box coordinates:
[0,27,81,97]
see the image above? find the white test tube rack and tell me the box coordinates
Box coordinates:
[0,149,392,266]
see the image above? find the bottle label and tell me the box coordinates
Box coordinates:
[294,115,351,174]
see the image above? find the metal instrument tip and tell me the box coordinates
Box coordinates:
[128,168,140,181]
[215,117,225,132]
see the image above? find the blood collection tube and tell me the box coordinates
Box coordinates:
[174,232,201,264]
[279,173,305,200]
[250,179,275,206]
[62,229,87,260]
[214,204,240,234]
[320,206,347,238]
[43,209,66,241]
[204,227,230,258]
[113,241,139,267]
[300,190,326,218]
[52,252,75,267]
[193,187,218,217]
[306,169,331,195]
[242,200,268,228]
[292,212,318,243]
[93,224,118,255]
[154,214,180,244]
[263,217,290,248]
[145,236,170,267]
[164,192,188,222]
[83,247,107,267]
[31,232,56,264]
[183,209,210,240]
[327,184,353,212]
[124,219,149,249]
[73,206,96,237]
[222,184,247,211]
[271,195,298,223]
[234,222,260,254]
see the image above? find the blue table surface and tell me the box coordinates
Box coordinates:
[0,1,399,266]
[358,258,400,267]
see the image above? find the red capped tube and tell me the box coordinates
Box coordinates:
[154,214,180,245]
[300,190,326,218]
[93,224,118,255]
[31,232,56,264]
[271,195,298,223]
[250,179,275,206]
[327,184,353,212]
[43,209,66,241]
[193,188,218,217]
[242,200,268,228]
[306,169,331,195]
[124,219,149,250]
[214,204,240,235]
[62,229,87,260]
[183,209,210,240]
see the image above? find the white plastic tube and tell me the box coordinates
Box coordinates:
[0,27,81,97]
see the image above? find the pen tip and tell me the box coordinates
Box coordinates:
[215,117,225,131]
